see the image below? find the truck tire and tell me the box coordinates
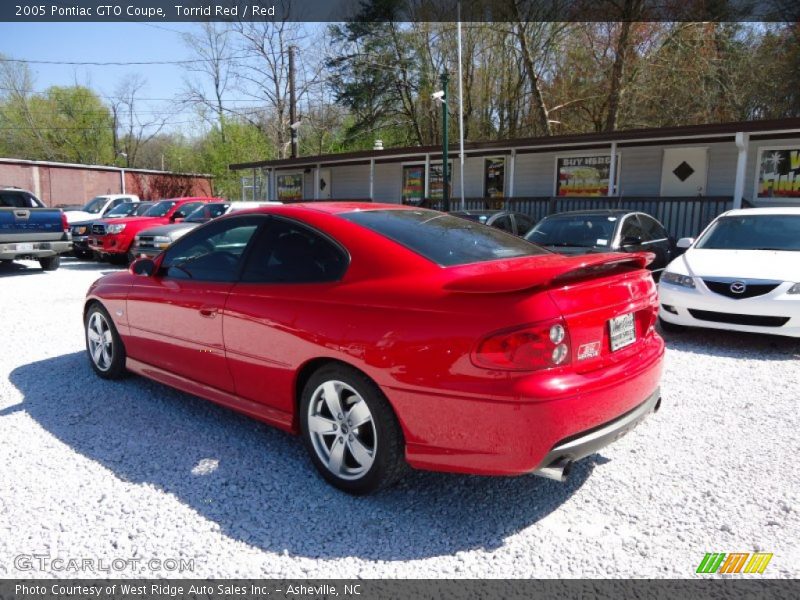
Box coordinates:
[39,255,61,271]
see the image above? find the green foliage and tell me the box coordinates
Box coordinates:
[0,80,114,164]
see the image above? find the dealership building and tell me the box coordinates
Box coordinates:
[231,118,800,237]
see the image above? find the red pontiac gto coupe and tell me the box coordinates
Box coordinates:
[84,203,664,494]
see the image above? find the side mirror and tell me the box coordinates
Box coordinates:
[621,235,643,247]
[130,258,156,276]
[676,237,694,249]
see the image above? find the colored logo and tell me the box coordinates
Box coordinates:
[696,552,773,574]
[577,341,601,360]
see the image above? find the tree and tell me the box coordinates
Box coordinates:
[110,74,170,167]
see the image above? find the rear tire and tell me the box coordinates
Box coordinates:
[85,303,127,379]
[39,255,60,271]
[658,316,687,333]
[300,364,406,495]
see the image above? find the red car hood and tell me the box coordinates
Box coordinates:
[442,252,654,293]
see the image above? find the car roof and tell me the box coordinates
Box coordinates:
[546,209,632,217]
[242,201,413,215]
[721,207,800,217]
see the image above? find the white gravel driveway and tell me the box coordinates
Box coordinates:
[1,257,798,578]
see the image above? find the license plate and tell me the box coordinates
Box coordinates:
[609,312,636,351]
[16,243,34,252]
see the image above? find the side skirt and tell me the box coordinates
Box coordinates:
[126,357,295,433]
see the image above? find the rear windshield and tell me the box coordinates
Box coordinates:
[341,209,547,266]
[696,214,800,251]
[526,214,619,248]
[144,200,177,217]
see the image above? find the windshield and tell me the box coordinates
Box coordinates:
[82,197,107,214]
[144,200,177,218]
[105,202,135,217]
[526,214,618,248]
[341,209,548,266]
[696,214,800,251]
[185,203,229,223]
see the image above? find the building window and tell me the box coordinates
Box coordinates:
[484,157,505,198]
[555,154,619,197]
[402,165,425,205]
[276,173,303,202]
[756,147,800,199]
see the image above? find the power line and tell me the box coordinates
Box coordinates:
[0,85,268,103]
[0,56,249,66]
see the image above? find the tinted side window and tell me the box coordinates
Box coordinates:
[241,217,348,283]
[173,202,204,219]
[514,214,534,235]
[0,192,36,208]
[161,216,263,282]
[620,216,644,241]
[638,215,668,241]
[492,215,513,232]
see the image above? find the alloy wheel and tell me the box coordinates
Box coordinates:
[87,312,114,371]
[307,380,377,480]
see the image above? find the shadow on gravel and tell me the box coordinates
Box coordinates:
[0,261,45,277]
[9,351,594,561]
[658,324,800,361]
[0,258,122,277]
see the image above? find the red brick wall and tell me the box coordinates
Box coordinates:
[0,161,213,206]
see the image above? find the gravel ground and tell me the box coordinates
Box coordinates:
[1,257,798,578]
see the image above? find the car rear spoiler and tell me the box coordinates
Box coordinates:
[443,252,654,294]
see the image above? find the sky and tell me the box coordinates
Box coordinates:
[1,22,254,135]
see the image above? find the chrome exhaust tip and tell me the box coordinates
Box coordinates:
[534,457,574,482]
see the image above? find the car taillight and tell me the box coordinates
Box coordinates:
[472,319,571,371]
[61,212,69,232]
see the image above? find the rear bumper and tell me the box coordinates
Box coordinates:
[0,240,72,260]
[532,387,661,476]
[129,246,161,259]
[394,333,665,476]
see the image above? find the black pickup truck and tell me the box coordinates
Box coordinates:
[0,187,72,271]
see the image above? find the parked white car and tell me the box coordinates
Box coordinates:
[658,208,800,337]
[64,194,140,224]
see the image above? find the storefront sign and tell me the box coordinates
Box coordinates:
[757,148,800,198]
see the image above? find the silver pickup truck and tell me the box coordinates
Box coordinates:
[0,187,72,271]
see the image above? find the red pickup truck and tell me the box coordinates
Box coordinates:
[89,197,220,263]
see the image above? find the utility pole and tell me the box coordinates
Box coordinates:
[441,71,450,212]
[288,45,298,159]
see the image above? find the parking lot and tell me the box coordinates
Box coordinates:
[1,257,798,578]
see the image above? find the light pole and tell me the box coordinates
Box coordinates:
[440,71,450,212]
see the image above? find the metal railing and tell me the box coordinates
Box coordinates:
[431,196,734,239]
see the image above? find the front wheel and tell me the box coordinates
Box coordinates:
[300,364,406,495]
[85,303,127,379]
[39,255,60,271]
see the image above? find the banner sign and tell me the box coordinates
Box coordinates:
[428,163,451,201]
[556,155,617,197]
[485,158,505,198]
[757,148,800,198]
[276,173,303,202]
[402,165,425,204]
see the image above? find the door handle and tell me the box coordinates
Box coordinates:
[199,307,217,318]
